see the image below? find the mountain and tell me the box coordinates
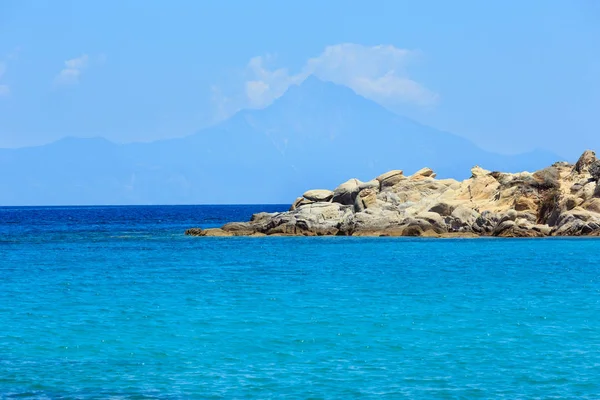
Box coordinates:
[0,76,561,205]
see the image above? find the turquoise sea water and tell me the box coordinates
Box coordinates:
[1,205,600,398]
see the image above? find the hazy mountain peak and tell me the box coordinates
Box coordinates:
[0,79,562,205]
[263,75,390,119]
[287,75,354,97]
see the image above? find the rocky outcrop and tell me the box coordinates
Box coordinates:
[186,150,600,238]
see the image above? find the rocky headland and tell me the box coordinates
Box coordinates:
[186,150,600,238]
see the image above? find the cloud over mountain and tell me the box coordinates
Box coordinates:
[213,43,439,119]
[54,54,90,85]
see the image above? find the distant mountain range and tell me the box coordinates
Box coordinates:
[0,76,561,205]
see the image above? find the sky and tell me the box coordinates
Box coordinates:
[0,0,599,159]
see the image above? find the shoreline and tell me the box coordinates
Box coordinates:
[185,229,600,239]
[186,150,600,239]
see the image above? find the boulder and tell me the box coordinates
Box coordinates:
[553,209,599,235]
[415,211,447,233]
[429,202,456,216]
[532,224,552,236]
[403,217,435,234]
[496,223,546,238]
[473,211,500,234]
[493,220,517,236]
[354,188,378,212]
[376,170,404,188]
[290,197,313,211]
[554,219,586,236]
[332,178,362,205]
[581,182,597,200]
[402,225,425,237]
[354,194,365,213]
[564,196,583,211]
[222,222,256,233]
[295,203,350,235]
[514,196,537,212]
[295,202,344,219]
[582,198,600,213]
[411,167,436,180]
[185,228,203,236]
[533,167,560,189]
[573,150,597,174]
[590,160,600,181]
[359,179,380,191]
[377,191,401,206]
[303,189,334,202]
[251,212,277,222]
[570,183,583,193]
[198,228,233,237]
[349,209,403,234]
[517,211,537,223]
[499,209,518,223]
[471,165,491,178]
[451,205,480,227]
[581,222,600,235]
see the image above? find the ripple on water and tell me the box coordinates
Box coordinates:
[1,206,600,398]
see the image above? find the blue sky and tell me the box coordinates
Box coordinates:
[0,0,599,159]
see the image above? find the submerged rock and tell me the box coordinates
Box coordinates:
[185,150,600,238]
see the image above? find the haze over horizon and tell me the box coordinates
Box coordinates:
[0,0,599,205]
[0,77,566,205]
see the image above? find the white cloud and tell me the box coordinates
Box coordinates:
[306,44,439,106]
[350,71,439,106]
[245,80,270,106]
[243,55,305,108]
[55,54,90,85]
[65,55,89,70]
[212,43,439,118]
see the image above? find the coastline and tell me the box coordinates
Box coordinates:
[186,150,600,239]
[185,230,600,239]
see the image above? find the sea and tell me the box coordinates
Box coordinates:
[1,205,600,399]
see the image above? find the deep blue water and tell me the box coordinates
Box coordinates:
[1,205,600,398]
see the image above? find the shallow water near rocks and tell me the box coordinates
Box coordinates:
[1,205,600,398]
